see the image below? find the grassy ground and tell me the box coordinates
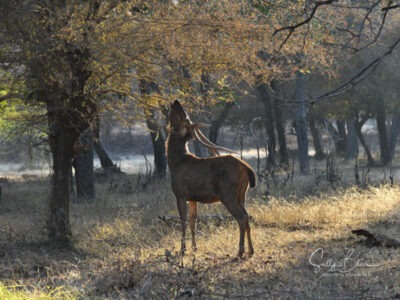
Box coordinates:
[0,158,400,299]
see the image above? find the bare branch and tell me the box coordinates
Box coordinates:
[273,0,338,50]
[382,3,400,11]
[309,36,400,104]
[355,0,392,53]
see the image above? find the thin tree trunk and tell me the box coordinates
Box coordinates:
[345,118,358,160]
[389,111,400,158]
[272,87,289,167]
[294,72,309,174]
[256,83,276,168]
[73,129,95,201]
[139,79,167,178]
[146,114,167,178]
[336,120,347,155]
[209,102,234,143]
[376,99,390,166]
[93,115,116,170]
[309,116,325,160]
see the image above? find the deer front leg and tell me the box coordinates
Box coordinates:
[177,199,187,255]
[189,201,198,251]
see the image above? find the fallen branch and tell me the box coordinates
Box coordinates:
[352,229,400,248]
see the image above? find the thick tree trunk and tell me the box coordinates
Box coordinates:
[354,118,375,166]
[294,72,309,174]
[376,99,390,166]
[209,102,234,143]
[336,119,347,155]
[47,122,77,241]
[309,116,325,160]
[256,83,277,168]
[345,118,358,160]
[389,112,400,158]
[73,129,95,201]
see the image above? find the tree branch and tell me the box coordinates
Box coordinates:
[382,3,400,11]
[273,0,338,50]
[0,93,20,102]
[309,36,400,104]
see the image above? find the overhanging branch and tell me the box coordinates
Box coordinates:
[273,0,338,50]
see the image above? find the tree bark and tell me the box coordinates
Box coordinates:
[294,72,309,174]
[345,118,358,160]
[272,87,289,167]
[376,99,391,166]
[47,120,77,242]
[73,129,95,201]
[309,116,325,160]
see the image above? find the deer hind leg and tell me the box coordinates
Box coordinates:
[177,199,187,255]
[222,201,247,257]
[239,189,254,256]
[243,207,254,256]
[189,201,198,251]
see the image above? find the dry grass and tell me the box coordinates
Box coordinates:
[1,164,400,299]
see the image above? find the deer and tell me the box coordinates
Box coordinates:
[166,100,256,258]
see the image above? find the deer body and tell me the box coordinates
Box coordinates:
[167,100,256,257]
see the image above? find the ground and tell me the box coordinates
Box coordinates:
[0,157,400,299]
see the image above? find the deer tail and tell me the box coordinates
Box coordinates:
[247,167,256,188]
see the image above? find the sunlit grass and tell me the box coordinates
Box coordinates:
[0,283,78,300]
[249,185,400,230]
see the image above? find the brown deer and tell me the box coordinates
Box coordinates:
[166,100,256,257]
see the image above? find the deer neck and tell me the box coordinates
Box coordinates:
[167,133,192,171]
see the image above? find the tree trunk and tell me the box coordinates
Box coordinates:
[309,116,325,160]
[139,79,167,178]
[294,72,310,174]
[93,115,116,170]
[336,119,347,155]
[209,102,234,143]
[47,121,77,242]
[73,129,95,201]
[345,118,358,160]
[376,99,391,166]
[354,117,375,166]
[389,112,400,158]
[146,115,167,178]
[272,87,289,167]
[256,83,277,168]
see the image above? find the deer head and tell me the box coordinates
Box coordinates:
[169,100,238,155]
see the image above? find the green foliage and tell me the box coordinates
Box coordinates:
[0,98,46,142]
